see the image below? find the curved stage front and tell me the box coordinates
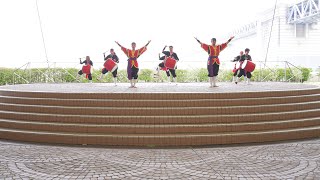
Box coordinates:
[0,82,319,146]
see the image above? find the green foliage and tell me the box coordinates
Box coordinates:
[0,66,313,85]
[218,69,234,82]
[64,68,79,82]
[139,69,153,82]
[300,67,312,82]
[196,68,209,82]
[0,68,14,85]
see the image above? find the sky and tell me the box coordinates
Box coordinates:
[0,0,277,70]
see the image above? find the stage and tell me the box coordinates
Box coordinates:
[0,82,319,146]
[0,82,318,93]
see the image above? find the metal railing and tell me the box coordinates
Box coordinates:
[254,60,304,82]
[10,60,306,84]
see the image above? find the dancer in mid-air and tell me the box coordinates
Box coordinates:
[97,48,119,86]
[232,51,244,82]
[155,45,179,84]
[77,56,93,83]
[236,48,253,84]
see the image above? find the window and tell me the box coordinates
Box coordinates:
[295,24,306,38]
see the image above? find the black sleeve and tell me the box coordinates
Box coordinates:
[247,55,252,61]
[90,60,93,66]
[232,56,239,62]
[162,51,170,56]
[105,54,112,60]
[114,55,119,63]
[173,53,179,61]
[159,56,166,60]
[162,46,166,52]
[240,55,246,61]
[80,60,84,64]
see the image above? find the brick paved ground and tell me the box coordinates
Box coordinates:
[0,82,318,93]
[0,139,320,179]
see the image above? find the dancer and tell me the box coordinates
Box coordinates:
[155,45,179,84]
[77,56,93,83]
[195,36,234,87]
[155,53,170,82]
[232,51,244,82]
[115,40,151,88]
[236,48,253,84]
[97,49,119,86]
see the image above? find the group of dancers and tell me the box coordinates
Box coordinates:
[77,36,255,88]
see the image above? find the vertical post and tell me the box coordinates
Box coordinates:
[259,61,262,81]
[27,62,31,83]
[284,61,287,81]
[35,0,49,69]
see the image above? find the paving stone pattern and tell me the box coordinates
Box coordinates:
[0,139,320,179]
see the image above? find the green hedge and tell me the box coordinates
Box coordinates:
[0,67,312,85]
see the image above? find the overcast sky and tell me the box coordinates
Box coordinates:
[0,0,279,69]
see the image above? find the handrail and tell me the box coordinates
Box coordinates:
[10,60,306,84]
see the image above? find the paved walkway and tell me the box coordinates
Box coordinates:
[0,139,320,179]
[0,82,318,93]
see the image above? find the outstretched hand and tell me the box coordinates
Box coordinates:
[145,40,151,47]
[194,37,201,44]
[115,41,121,47]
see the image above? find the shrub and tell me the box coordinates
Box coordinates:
[0,66,313,85]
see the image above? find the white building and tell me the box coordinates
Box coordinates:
[228,0,320,70]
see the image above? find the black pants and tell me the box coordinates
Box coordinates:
[159,62,176,78]
[78,70,92,80]
[102,68,118,78]
[207,63,219,77]
[237,69,252,78]
[131,66,139,79]
[233,69,239,76]
[159,62,165,68]
[246,72,252,78]
[168,69,176,78]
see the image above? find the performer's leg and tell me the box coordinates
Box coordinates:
[98,68,108,80]
[246,72,252,84]
[132,67,139,88]
[243,71,248,84]
[166,71,171,83]
[155,62,164,76]
[233,70,238,82]
[88,74,93,83]
[209,77,214,87]
[77,70,83,81]
[127,64,133,87]
[78,70,83,75]
[246,72,252,79]
[207,64,214,87]
[169,69,177,85]
[236,69,245,84]
[213,63,220,87]
[112,68,118,86]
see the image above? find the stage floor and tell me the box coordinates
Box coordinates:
[0,82,318,93]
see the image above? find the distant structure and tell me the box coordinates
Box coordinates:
[229,0,320,69]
